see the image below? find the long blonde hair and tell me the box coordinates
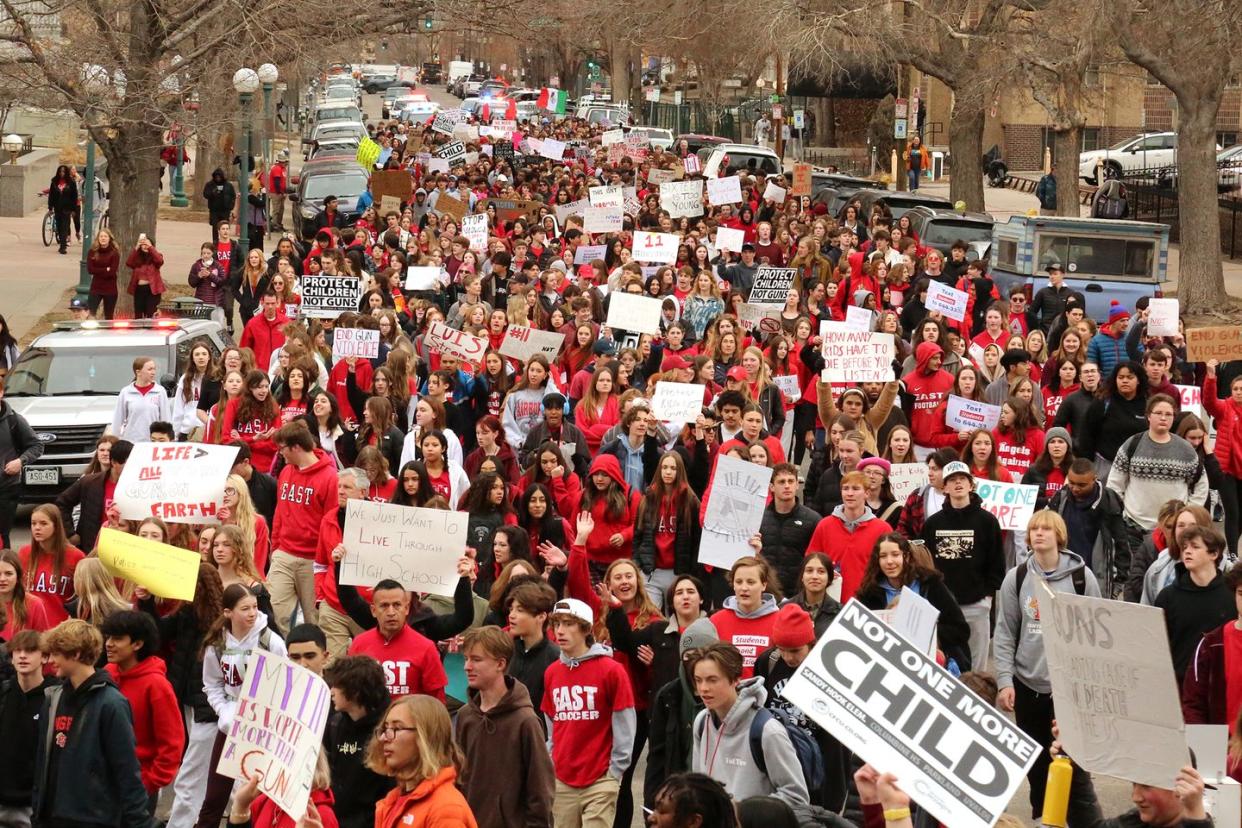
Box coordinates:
[213,524,263,587]
[73,557,131,624]
[595,559,662,641]
[224,474,259,559]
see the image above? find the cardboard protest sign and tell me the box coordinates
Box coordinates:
[946,395,1002,432]
[115,442,239,523]
[763,181,787,203]
[480,198,541,223]
[451,123,479,143]
[500,324,564,363]
[791,163,813,196]
[1146,298,1179,337]
[435,141,466,167]
[707,175,743,206]
[461,212,488,252]
[405,266,441,291]
[331,329,380,360]
[631,231,679,264]
[715,226,745,253]
[647,168,677,185]
[379,195,401,216]
[217,650,331,818]
[973,479,1039,531]
[426,321,487,365]
[605,292,663,334]
[435,193,467,222]
[659,180,704,218]
[652,382,706,424]
[889,462,929,503]
[773,374,801,403]
[1187,326,1242,362]
[1039,586,1189,787]
[781,601,1039,828]
[539,138,566,160]
[339,499,466,597]
[926,280,969,322]
[432,109,465,135]
[370,169,412,207]
[699,455,773,568]
[300,274,362,318]
[819,323,895,383]
[574,244,608,264]
[583,206,623,234]
[736,303,783,334]
[749,266,798,303]
[97,527,200,600]
[589,185,623,208]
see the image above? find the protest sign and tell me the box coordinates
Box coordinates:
[370,169,412,207]
[652,382,706,424]
[539,138,566,160]
[435,141,466,167]
[494,140,515,164]
[844,305,873,331]
[773,374,801,404]
[97,527,200,600]
[819,323,895,383]
[451,123,479,143]
[427,158,449,174]
[707,175,743,206]
[331,329,380,361]
[426,321,487,365]
[659,180,704,218]
[699,455,772,568]
[945,395,1002,432]
[405,266,441,291]
[339,499,466,597]
[781,601,1039,828]
[554,199,588,225]
[647,168,677,185]
[890,586,940,656]
[1039,587,1188,787]
[431,109,465,135]
[379,195,401,216]
[500,324,565,363]
[589,185,623,208]
[889,463,930,503]
[749,266,798,303]
[217,650,331,818]
[300,274,362,318]
[1187,326,1242,362]
[926,280,969,322]
[461,213,488,252]
[480,198,541,223]
[684,154,702,175]
[715,226,744,253]
[606,292,663,334]
[736,303,782,334]
[763,181,787,203]
[583,206,623,234]
[116,442,238,523]
[601,128,624,146]
[574,244,609,264]
[1146,298,1179,337]
[791,163,813,196]
[632,231,679,264]
[435,193,467,222]
[973,479,1039,531]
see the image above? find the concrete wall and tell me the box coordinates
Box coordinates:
[1,106,78,153]
[0,147,60,217]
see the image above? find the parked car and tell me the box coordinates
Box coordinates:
[673,133,729,156]
[703,143,781,177]
[811,172,884,197]
[381,86,410,118]
[624,126,674,150]
[1077,132,1219,185]
[989,215,1169,321]
[5,318,231,502]
[851,189,953,220]
[363,73,396,93]
[307,137,361,161]
[903,206,995,257]
[290,158,370,240]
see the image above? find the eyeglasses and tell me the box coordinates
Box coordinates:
[223,487,238,496]
[377,725,417,740]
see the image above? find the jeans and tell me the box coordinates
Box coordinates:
[133,284,160,318]
[88,292,117,320]
[960,596,993,672]
[1013,679,1103,825]
[907,169,921,190]
[644,568,677,612]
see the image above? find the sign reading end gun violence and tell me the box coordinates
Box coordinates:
[1186,326,1242,362]
[819,323,894,383]
[114,442,239,523]
[339,499,466,598]
[781,601,1039,828]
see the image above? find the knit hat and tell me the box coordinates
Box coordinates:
[679,617,720,657]
[1045,426,1072,448]
[1108,300,1130,325]
[857,457,892,475]
[771,604,817,649]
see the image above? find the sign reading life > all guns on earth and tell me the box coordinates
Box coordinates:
[331,328,380,361]
[819,322,895,383]
[115,442,239,524]
[780,601,1039,828]
[339,499,467,598]
[217,650,331,820]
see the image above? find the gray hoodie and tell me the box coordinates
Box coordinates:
[994,550,1101,694]
[544,642,637,781]
[692,677,809,806]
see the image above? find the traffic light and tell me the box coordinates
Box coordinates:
[423,17,433,29]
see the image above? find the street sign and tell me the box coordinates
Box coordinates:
[793,110,805,129]
[895,98,908,118]
[769,93,780,104]
[772,104,783,119]
[894,119,908,139]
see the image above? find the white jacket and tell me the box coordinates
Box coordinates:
[399,426,464,470]
[111,382,172,443]
[170,374,203,436]
[202,611,286,733]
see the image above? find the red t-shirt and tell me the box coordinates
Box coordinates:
[427,468,451,500]
[542,653,635,787]
[348,625,446,701]
[368,478,398,503]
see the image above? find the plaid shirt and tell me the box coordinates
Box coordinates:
[895,486,928,539]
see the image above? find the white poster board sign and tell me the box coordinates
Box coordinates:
[300,274,362,319]
[339,499,466,597]
[632,231,680,264]
[601,129,624,146]
[844,306,873,331]
[115,443,239,524]
[1147,298,1180,338]
[216,650,330,819]
[652,382,705,424]
[889,463,929,503]
[707,175,743,206]
[973,479,1039,531]
[781,601,1040,828]
[715,226,745,253]
[331,328,381,360]
[737,303,783,335]
[647,168,676,185]
[554,198,589,225]
[539,138,566,160]
[750,266,797,304]
[405,266,442,291]
[574,244,609,265]
[699,455,772,568]
[945,395,1002,432]
[500,324,564,363]
[583,206,623,234]
[773,374,802,404]
[426,320,488,365]
[461,213,488,252]
[819,322,895,383]
[606,292,663,334]
[763,181,787,203]
[926,280,969,322]
[659,180,704,218]
[589,185,623,208]
[1039,586,1189,788]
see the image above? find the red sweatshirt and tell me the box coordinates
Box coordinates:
[221,397,280,474]
[901,342,955,448]
[326,359,374,424]
[239,311,289,372]
[271,449,338,560]
[710,599,780,677]
[313,508,372,615]
[105,656,185,793]
[18,544,84,624]
[575,395,621,455]
[349,625,446,701]
[574,454,641,565]
[806,512,893,603]
[993,426,1045,478]
[541,647,635,787]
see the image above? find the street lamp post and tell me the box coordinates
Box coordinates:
[233,67,260,250]
[257,63,279,171]
[169,120,188,208]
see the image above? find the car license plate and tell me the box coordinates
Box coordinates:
[24,467,59,486]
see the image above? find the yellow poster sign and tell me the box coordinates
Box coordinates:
[97,527,199,601]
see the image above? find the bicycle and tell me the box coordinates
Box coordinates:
[42,208,54,247]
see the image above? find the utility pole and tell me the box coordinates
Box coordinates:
[774,53,785,160]
[895,66,907,192]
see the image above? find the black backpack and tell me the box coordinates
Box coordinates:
[1014,561,1086,597]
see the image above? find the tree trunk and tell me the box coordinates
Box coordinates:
[1053,126,1082,217]
[104,124,165,318]
[608,47,632,106]
[822,97,836,146]
[948,103,985,211]
[1176,97,1228,309]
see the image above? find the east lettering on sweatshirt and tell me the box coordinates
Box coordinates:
[18,545,84,624]
[541,643,636,788]
[271,449,338,560]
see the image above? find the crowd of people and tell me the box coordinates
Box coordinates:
[0,77,1233,828]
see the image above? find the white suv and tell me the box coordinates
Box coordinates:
[1079,132,1180,184]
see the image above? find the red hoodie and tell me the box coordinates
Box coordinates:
[105,656,185,793]
[239,310,289,372]
[901,342,955,448]
[313,506,373,615]
[272,449,338,560]
[574,454,641,565]
[326,359,374,424]
[993,426,1045,477]
[250,788,339,828]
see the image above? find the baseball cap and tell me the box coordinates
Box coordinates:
[593,339,618,356]
[551,598,593,627]
[942,461,972,482]
[661,354,689,372]
[726,365,748,381]
[542,392,567,410]
[740,243,756,253]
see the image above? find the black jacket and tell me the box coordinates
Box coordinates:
[507,635,559,722]
[33,670,155,828]
[1048,483,1133,599]
[1052,387,1097,458]
[56,470,109,552]
[202,170,236,217]
[0,402,43,494]
[335,559,475,643]
[326,707,392,828]
[1029,285,1083,332]
[606,611,686,707]
[759,503,822,596]
[0,676,57,805]
[1155,565,1236,679]
[1082,393,1148,463]
[519,420,592,480]
[47,177,78,213]
[855,575,973,671]
[138,597,214,722]
[245,469,278,530]
[634,500,702,577]
[921,493,1005,606]
[645,674,701,807]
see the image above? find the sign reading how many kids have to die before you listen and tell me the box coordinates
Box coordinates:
[780,600,1039,828]
[819,322,895,383]
[114,442,239,524]
[339,499,467,598]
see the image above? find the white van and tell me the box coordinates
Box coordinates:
[703,143,781,178]
[447,61,473,83]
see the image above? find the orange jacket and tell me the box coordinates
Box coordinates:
[374,767,478,828]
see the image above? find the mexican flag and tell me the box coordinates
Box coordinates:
[538,87,567,114]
